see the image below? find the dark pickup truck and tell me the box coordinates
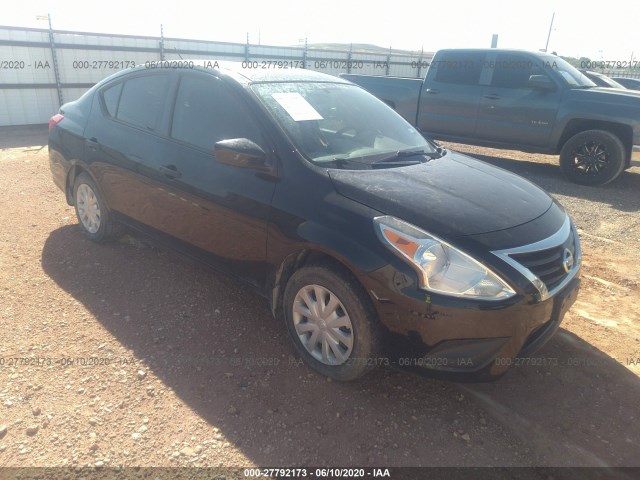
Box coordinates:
[343,49,640,185]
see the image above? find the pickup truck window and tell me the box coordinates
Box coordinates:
[540,56,596,88]
[251,82,431,167]
[491,54,547,88]
[432,51,484,86]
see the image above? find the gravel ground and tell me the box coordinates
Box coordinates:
[0,126,639,472]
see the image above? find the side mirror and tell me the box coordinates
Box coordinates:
[528,75,556,91]
[214,138,268,171]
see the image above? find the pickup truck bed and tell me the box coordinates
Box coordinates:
[341,74,422,126]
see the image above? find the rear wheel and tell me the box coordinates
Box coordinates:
[73,172,120,242]
[283,265,380,381]
[559,130,625,186]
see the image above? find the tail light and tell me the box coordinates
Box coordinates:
[48,113,64,130]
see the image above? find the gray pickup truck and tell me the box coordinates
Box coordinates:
[343,49,640,186]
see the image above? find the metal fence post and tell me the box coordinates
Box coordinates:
[347,43,353,74]
[302,37,307,69]
[47,14,63,108]
[386,46,391,76]
[159,24,165,61]
[416,47,423,78]
[245,33,250,62]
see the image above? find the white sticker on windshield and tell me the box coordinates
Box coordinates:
[271,92,324,121]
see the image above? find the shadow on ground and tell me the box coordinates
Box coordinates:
[40,225,640,469]
[0,125,49,149]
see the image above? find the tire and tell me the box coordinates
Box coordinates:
[73,172,120,242]
[283,265,381,381]
[559,130,625,186]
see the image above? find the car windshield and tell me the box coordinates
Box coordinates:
[251,82,433,167]
[543,56,597,88]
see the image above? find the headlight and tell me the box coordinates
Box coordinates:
[374,216,515,300]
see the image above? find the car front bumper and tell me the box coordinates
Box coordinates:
[364,273,580,381]
[360,210,581,383]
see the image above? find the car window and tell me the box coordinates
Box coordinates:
[252,82,431,165]
[433,51,484,86]
[490,54,546,88]
[102,83,122,117]
[171,75,262,151]
[116,75,170,131]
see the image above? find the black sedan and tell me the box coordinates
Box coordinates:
[49,61,581,381]
[611,77,640,90]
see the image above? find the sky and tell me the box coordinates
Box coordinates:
[4,0,639,61]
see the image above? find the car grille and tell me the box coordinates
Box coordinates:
[509,228,576,292]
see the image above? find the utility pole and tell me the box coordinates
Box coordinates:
[544,12,555,53]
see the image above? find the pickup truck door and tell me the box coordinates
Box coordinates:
[136,72,277,288]
[417,51,486,138]
[476,52,562,147]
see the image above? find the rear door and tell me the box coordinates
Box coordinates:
[475,52,562,147]
[83,72,174,220]
[418,50,486,138]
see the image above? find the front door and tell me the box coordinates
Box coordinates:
[475,52,562,147]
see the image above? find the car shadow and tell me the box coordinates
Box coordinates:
[451,149,640,214]
[41,225,640,468]
[457,328,640,468]
[0,124,49,149]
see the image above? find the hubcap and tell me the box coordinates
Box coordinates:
[76,183,101,234]
[572,141,609,176]
[292,285,354,366]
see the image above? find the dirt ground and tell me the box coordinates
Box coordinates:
[0,126,639,472]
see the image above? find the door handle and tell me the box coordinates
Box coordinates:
[85,138,99,150]
[159,165,182,179]
[483,94,501,100]
[425,88,439,94]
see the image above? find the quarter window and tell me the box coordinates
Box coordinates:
[102,83,122,117]
[116,75,170,131]
[171,75,262,151]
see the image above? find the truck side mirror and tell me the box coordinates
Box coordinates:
[214,138,269,171]
[528,75,556,91]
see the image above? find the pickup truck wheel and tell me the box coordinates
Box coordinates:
[283,265,380,382]
[73,173,121,242]
[560,130,625,186]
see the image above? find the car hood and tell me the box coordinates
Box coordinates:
[328,151,553,238]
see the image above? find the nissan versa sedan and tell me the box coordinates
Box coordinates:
[49,61,581,382]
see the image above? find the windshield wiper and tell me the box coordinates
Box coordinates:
[374,148,446,165]
[323,157,371,169]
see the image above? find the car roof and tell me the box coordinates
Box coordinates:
[436,48,554,56]
[119,60,350,86]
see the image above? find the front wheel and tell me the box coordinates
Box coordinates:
[559,130,625,186]
[283,265,381,381]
